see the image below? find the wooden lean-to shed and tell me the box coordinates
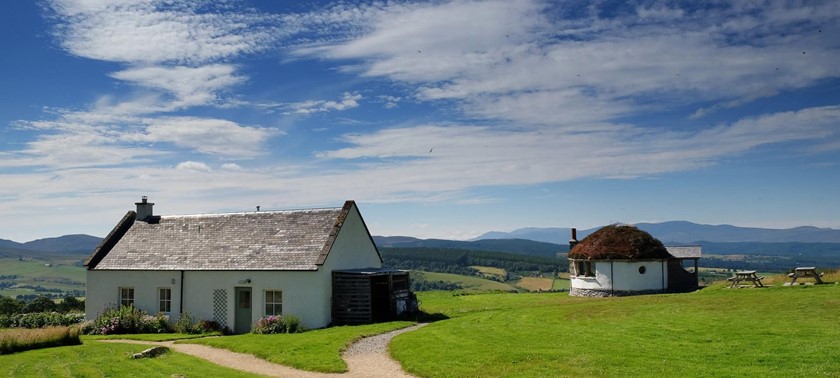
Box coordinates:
[332,269,415,325]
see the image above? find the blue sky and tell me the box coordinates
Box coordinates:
[1,0,839,242]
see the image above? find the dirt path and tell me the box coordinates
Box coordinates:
[98,323,428,378]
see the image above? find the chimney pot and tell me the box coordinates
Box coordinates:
[569,227,579,252]
[135,196,155,221]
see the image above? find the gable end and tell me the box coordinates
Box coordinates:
[314,200,383,266]
[83,210,136,270]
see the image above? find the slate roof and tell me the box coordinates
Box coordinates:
[664,245,702,259]
[86,201,366,271]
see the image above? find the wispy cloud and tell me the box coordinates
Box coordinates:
[294,0,840,123]
[282,92,362,115]
[47,0,279,65]
[109,64,246,109]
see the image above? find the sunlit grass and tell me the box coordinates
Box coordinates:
[393,275,840,377]
[0,340,261,377]
[0,326,81,355]
[182,321,415,373]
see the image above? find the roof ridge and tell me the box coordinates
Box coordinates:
[159,206,343,218]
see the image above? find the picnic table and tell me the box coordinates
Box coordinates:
[728,270,765,288]
[787,267,824,285]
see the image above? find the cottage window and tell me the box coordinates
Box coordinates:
[159,288,172,313]
[264,290,282,316]
[573,261,595,277]
[119,287,134,307]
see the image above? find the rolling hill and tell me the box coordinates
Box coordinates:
[475,221,840,244]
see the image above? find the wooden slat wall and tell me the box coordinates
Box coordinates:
[331,270,412,325]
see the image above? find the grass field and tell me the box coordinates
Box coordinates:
[470,265,506,278]
[515,276,553,291]
[0,258,85,298]
[392,279,840,377]
[0,340,261,377]
[182,321,414,373]
[417,271,518,292]
[551,277,571,291]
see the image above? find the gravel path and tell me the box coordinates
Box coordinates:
[98,323,428,378]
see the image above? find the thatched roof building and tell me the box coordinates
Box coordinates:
[569,225,670,260]
[567,225,700,297]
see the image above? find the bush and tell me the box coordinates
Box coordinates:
[57,296,85,313]
[0,312,84,328]
[0,296,24,315]
[23,296,58,313]
[82,305,172,335]
[252,314,307,334]
[0,326,81,355]
[173,311,197,334]
[194,319,224,334]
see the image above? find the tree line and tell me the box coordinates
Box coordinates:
[380,247,568,277]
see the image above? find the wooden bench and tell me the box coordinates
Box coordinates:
[788,267,824,285]
[728,271,765,288]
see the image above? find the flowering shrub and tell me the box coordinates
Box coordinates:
[0,312,84,329]
[252,314,306,334]
[82,305,172,335]
[252,315,286,334]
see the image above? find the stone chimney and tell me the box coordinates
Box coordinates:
[135,196,154,221]
[569,228,579,252]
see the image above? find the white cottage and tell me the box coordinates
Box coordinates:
[567,225,700,297]
[84,197,400,332]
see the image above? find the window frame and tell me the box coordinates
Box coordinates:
[572,261,595,277]
[264,290,283,316]
[119,287,134,307]
[158,287,172,313]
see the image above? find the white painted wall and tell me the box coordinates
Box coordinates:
[86,202,383,331]
[85,270,182,319]
[569,260,668,292]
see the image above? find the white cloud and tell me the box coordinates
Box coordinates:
[283,92,362,115]
[47,0,278,65]
[293,0,840,123]
[221,163,243,171]
[317,105,840,187]
[109,64,245,108]
[175,161,211,172]
[127,117,278,158]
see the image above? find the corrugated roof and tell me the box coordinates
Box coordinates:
[665,245,702,259]
[91,205,349,271]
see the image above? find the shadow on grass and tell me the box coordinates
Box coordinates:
[404,311,450,323]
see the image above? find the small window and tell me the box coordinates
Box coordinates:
[265,290,282,316]
[584,261,594,277]
[119,287,134,307]
[573,261,595,277]
[159,288,172,313]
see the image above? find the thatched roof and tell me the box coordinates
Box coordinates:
[568,224,670,260]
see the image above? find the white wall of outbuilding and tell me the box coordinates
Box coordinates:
[570,260,668,293]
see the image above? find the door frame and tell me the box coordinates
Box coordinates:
[234,286,253,334]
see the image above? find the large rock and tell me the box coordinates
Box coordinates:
[130,346,169,359]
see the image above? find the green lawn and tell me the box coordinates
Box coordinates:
[0,340,263,377]
[181,321,415,373]
[393,283,840,377]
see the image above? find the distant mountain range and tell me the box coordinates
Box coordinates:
[3,221,840,262]
[475,221,840,244]
[0,234,101,260]
[373,236,561,258]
